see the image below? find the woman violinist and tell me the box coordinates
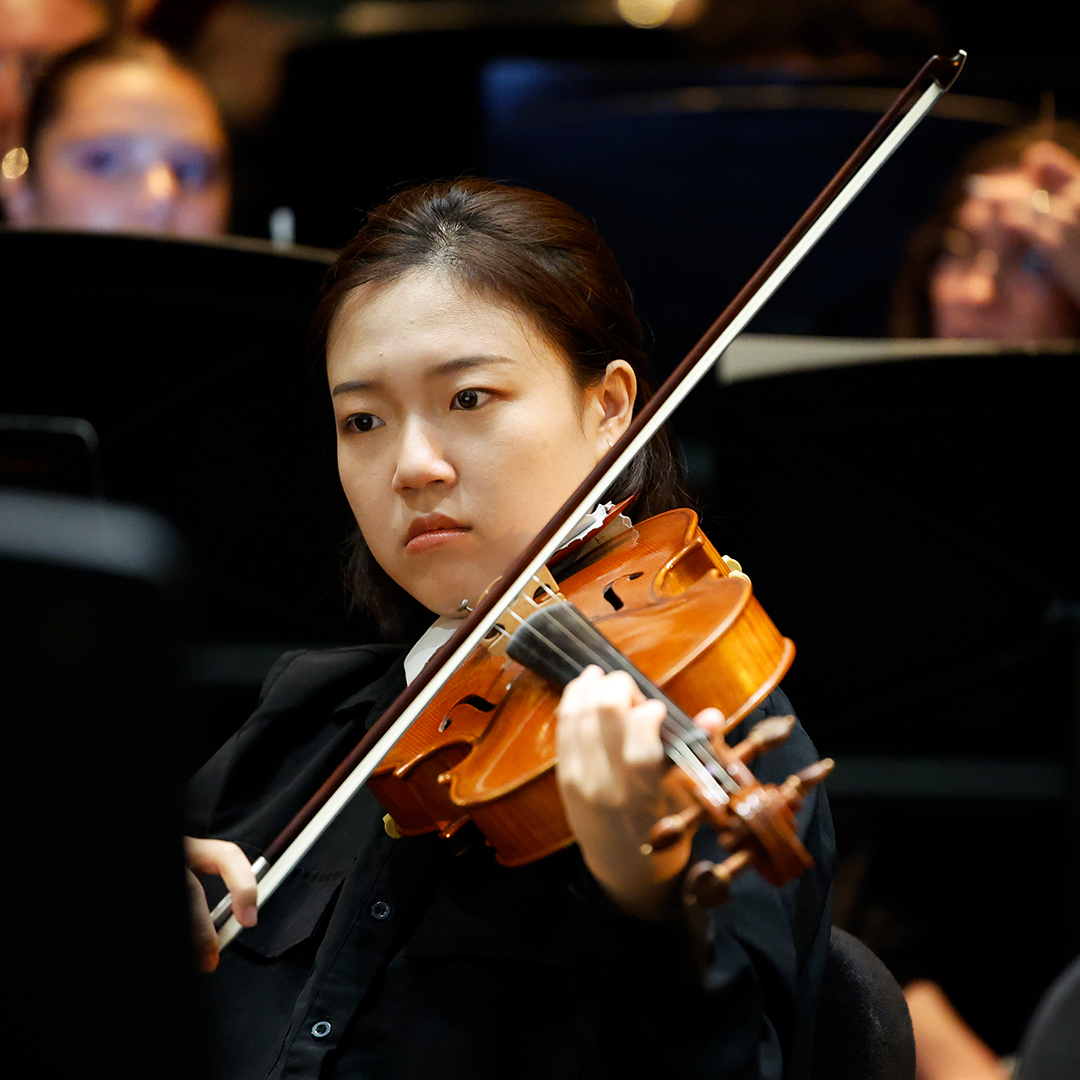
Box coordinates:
[184,178,835,1080]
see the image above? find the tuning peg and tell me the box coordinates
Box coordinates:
[730,714,797,765]
[642,804,705,855]
[684,849,752,907]
[778,758,835,808]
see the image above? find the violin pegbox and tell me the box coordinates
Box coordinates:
[645,715,797,851]
[644,713,833,906]
[681,754,834,907]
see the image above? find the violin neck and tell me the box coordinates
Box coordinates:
[506,601,731,789]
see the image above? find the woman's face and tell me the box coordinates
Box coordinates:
[929,169,1078,341]
[11,57,228,236]
[327,270,635,619]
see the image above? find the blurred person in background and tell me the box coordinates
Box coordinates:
[891,120,1080,342]
[844,129,1080,1079]
[1,32,229,236]
[852,118,1080,1080]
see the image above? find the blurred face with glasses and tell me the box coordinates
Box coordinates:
[930,148,1080,342]
[5,54,229,237]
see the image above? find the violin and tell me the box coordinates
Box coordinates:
[213,50,967,945]
[369,506,825,903]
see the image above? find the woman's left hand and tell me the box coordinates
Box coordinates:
[555,665,723,920]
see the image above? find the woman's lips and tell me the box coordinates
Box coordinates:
[405,515,469,554]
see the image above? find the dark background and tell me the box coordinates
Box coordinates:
[3,0,1078,1057]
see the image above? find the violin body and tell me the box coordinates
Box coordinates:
[368,508,796,868]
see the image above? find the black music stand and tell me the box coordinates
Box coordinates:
[1,488,200,1079]
[0,228,357,764]
[694,338,1079,1050]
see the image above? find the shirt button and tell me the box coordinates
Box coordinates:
[311,1021,331,1038]
[370,900,392,920]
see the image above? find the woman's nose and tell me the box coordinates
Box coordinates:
[141,161,180,215]
[392,420,455,492]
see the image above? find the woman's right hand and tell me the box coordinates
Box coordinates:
[184,837,259,973]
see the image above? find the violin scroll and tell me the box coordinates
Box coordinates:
[643,714,802,854]
[680,756,835,907]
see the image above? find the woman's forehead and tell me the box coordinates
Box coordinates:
[51,60,224,145]
[330,269,553,354]
[325,271,585,403]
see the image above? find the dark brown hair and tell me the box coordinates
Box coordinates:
[313,178,685,639]
[890,119,1080,337]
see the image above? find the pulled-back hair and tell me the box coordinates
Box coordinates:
[313,179,685,638]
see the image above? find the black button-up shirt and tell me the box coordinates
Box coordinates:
[187,646,834,1080]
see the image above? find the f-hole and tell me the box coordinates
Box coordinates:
[603,571,644,612]
[603,585,624,611]
[439,694,497,731]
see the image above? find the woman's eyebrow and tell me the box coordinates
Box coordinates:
[330,355,514,397]
[331,378,377,397]
[431,354,515,377]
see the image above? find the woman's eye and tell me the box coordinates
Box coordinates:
[451,389,489,410]
[1020,246,1051,277]
[344,413,383,433]
[171,151,218,190]
[76,145,125,177]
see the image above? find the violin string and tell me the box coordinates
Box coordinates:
[514,601,736,802]
[666,741,731,809]
[533,578,561,602]
[556,604,729,753]
[558,616,738,794]
[557,600,734,786]
[495,583,737,803]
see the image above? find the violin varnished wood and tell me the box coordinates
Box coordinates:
[385,509,799,870]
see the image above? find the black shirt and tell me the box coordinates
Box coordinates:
[187,645,835,1080]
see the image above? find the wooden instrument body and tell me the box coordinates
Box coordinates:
[368,508,795,866]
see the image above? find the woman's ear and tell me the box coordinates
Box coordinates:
[589,359,636,448]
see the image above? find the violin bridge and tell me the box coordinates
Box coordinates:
[480,565,564,658]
